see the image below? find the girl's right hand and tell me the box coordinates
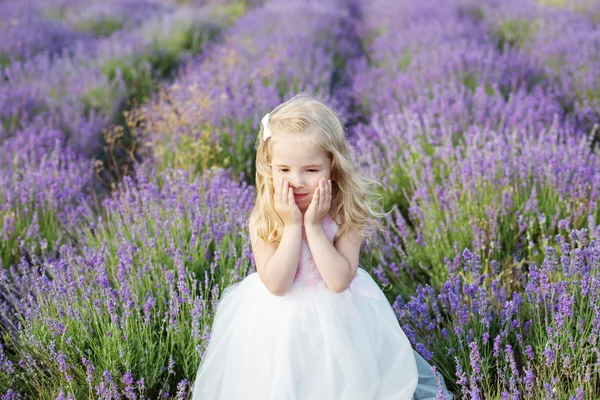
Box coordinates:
[273,179,302,226]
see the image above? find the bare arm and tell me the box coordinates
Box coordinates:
[303,177,361,293]
[249,178,303,297]
[305,223,361,293]
[249,215,302,296]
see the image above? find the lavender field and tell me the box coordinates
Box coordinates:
[1,0,599,398]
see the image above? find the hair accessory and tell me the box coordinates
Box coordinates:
[261,112,271,142]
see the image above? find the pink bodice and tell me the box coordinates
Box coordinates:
[292,214,338,290]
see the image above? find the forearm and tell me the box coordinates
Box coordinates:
[263,224,302,296]
[304,224,352,293]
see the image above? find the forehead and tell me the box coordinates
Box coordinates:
[270,132,329,166]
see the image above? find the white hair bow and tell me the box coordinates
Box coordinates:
[261,112,271,141]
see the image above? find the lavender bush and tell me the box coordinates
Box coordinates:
[357,111,600,293]
[0,129,96,271]
[0,0,246,272]
[481,0,600,143]
[1,0,246,154]
[130,0,358,181]
[0,167,254,398]
[351,0,599,291]
[394,222,600,398]
[0,0,90,66]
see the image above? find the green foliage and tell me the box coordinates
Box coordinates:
[41,8,66,20]
[398,230,600,398]
[360,25,389,52]
[461,72,479,92]
[494,19,539,50]
[74,19,124,37]
[101,57,156,104]
[372,127,599,294]
[397,48,412,72]
[0,53,10,68]
[1,170,253,396]
[458,4,485,21]
[535,0,568,6]
[0,205,64,270]
[82,83,125,119]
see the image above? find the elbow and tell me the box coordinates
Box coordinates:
[258,264,288,297]
[269,286,288,297]
[263,278,288,297]
[329,268,356,294]
[330,284,348,294]
[329,279,350,294]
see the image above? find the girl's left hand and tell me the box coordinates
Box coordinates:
[304,177,332,226]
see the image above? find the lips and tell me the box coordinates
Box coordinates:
[293,193,308,199]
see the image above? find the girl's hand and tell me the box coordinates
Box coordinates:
[273,179,302,226]
[304,177,331,226]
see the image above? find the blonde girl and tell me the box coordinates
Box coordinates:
[192,93,451,400]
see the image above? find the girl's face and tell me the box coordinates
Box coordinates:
[270,132,332,214]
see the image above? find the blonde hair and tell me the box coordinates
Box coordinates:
[250,92,385,246]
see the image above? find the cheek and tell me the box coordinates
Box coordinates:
[271,170,284,181]
[308,178,322,192]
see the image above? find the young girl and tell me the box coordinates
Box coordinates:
[191,94,452,400]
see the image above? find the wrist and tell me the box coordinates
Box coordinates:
[304,222,324,232]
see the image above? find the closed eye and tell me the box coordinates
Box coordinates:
[277,168,318,172]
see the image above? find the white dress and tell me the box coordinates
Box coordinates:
[191,214,418,400]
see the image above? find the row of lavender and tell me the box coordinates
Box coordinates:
[1,0,158,64]
[128,0,361,180]
[350,0,599,397]
[0,0,362,397]
[1,0,228,150]
[0,0,247,271]
[354,0,600,291]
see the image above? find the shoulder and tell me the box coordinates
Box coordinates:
[248,212,277,254]
[248,212,258,234]
[332,214,362,276]
[248,212,264,244]
[248,211,258,226]
[332,213,361,243]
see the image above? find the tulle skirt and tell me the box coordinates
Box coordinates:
[191,267,419,400]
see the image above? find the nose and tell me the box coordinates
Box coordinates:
[290,174,306,189]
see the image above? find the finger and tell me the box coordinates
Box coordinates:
[273,178,280,198]
[282,180,288,204]
[288,187,294,208]
[319,179,324,204]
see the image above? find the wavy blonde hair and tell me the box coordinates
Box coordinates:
[250,93,385,245]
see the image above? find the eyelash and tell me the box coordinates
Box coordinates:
[279,169,318,173]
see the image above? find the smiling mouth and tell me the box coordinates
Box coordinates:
[293,193,308,198]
